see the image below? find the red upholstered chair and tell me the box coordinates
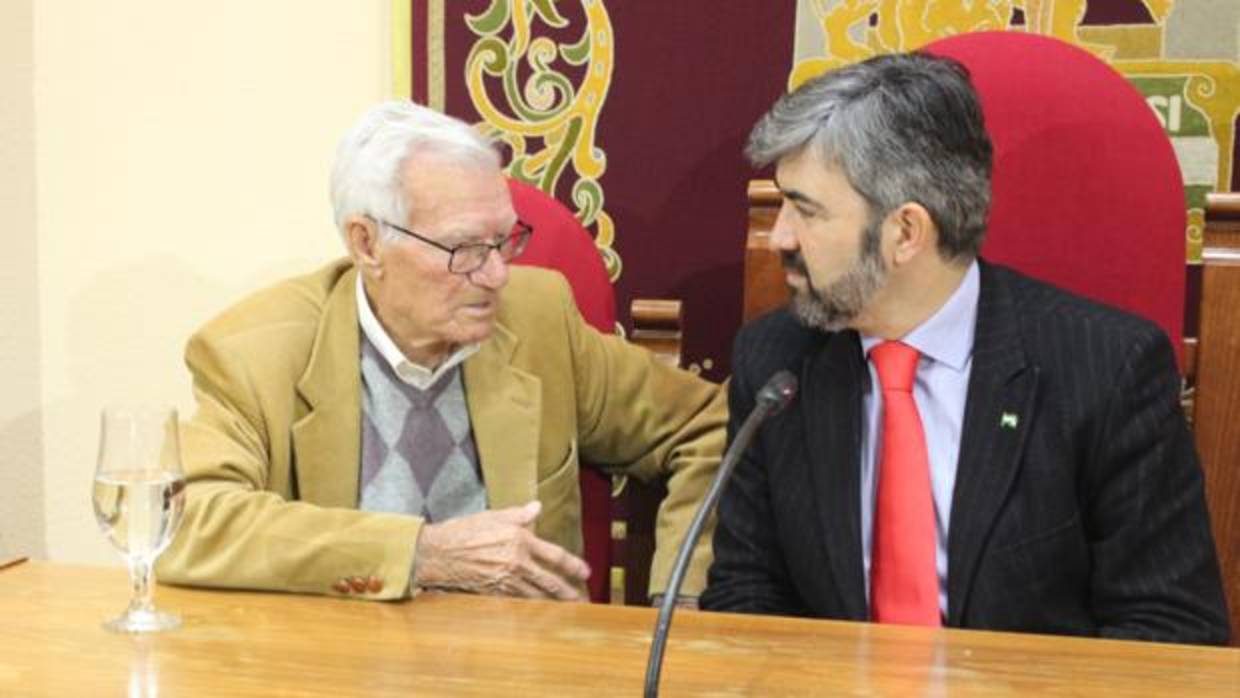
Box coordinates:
[741,32,1239,642]
[509,179,617,337]
[928,32,1186,357]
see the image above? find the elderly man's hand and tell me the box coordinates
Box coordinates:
[411,501,591,601]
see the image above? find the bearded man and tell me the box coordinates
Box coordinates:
[699,52,1229,645]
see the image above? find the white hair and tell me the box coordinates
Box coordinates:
[329,101,501,243]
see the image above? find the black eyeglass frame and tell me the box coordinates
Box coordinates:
[365,215,534,275]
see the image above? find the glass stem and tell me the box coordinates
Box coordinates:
[127,558,155,615]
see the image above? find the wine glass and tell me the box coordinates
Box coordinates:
[91,406,187,633]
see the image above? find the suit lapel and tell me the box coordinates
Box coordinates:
[463,323,541,509]
[802,330,869,619]
[947,263,1039,624]
[292,267,363,508]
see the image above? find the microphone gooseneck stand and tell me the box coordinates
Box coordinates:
[643,371,798,698]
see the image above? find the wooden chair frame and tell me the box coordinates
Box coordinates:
[614,300,683,605]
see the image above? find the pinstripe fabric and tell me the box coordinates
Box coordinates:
[701,261,1230,645]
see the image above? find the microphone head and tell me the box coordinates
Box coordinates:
[755,370,798,414]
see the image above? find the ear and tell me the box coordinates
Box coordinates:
[886,202,936,266]
[345,216,385,278]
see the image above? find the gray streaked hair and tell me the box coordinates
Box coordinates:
[748,52,993,260]
[330,101,500,243]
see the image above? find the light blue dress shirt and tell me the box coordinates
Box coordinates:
[859,261,980,616]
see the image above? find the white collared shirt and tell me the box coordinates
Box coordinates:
[355,274,480,390]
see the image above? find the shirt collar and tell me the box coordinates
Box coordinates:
[355,273,480,390]
[860,260,979,372]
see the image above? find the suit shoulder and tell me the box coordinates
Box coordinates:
[495,266,574,326]
[736,307,821,352]
[987,263,1166,343]
[505,265,571,297]
[733,307,828,378]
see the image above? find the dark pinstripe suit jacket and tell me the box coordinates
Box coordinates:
[701,262,1229,645]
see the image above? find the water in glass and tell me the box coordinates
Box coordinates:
[91,406,186,633]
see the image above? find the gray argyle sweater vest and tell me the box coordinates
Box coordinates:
[357,334,487,521]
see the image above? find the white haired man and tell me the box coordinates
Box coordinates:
[158,102,726,603]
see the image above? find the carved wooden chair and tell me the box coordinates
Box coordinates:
[741,32,1240,641]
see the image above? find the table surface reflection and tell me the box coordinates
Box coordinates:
[0,561,1236,696]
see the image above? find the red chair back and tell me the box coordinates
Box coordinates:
[925,32,1186,358]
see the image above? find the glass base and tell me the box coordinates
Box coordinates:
[103,608,181,634]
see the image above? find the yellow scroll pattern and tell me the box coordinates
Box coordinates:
[464,0,620,281]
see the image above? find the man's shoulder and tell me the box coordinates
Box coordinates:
[738,306,825,353]
[732,307,832,380]
[192,258,355,350]
[504,264,571,297]
[495,265,574,324]
[983,262,1166,346]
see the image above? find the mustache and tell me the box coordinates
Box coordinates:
[781,250,808,276]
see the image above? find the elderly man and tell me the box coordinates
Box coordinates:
[157,102,726,603]
[700,53,1229,644]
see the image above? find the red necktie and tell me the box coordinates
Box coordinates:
[869,341,940,626]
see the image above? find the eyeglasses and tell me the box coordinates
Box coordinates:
[367,216,534,275]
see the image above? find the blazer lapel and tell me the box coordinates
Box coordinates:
[802,330,869,619]
[463,322,541,509]
[292,267,363,509]
[946,263,1039,624]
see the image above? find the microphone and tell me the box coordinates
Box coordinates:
[643,370,798,698]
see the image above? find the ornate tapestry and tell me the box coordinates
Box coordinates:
[399,1,1237,378]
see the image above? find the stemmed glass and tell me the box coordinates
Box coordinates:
[91,406,187,633]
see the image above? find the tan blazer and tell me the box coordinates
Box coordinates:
[157,259,726,600]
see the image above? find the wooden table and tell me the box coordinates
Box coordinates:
[1,561,1236,696]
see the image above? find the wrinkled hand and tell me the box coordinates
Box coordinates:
[412,501,591,601]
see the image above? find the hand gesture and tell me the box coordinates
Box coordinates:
[412,501,591,601]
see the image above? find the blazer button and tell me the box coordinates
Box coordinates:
[332,579,351,594]
[367,576,384,593]
[349,576,368,593]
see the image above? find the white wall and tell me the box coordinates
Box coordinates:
[0,0,43,561]
[5,0,391,564]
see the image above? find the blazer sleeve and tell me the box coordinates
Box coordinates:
[554,276,728,599]
[1085,324,1230,644]
[155,329,422,600]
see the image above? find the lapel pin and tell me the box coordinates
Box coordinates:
[1000,412,1019,430]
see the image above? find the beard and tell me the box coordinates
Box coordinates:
[783,219,886,332]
